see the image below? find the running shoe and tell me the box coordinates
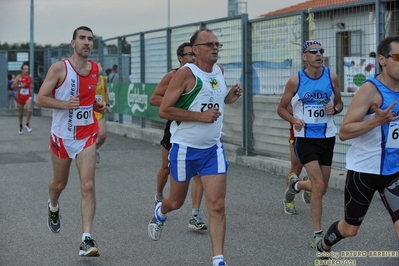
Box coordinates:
[18,127,23,135]
[284,173,299,202]
[286,172,296,185]
[188,215,208,230]
[310,234,323,248]
[301,175,312,204]
[312,236,330,263]
[148,202,166,241]
[216,261,228,266]
[25,124,32,132]
[79,236,100,256]
[96,151,100,164]
[282,199,298,215]
[47,200,61,233]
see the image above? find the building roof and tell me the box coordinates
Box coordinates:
[260,0,360,17]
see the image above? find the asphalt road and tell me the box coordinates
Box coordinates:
[0,115,397,266]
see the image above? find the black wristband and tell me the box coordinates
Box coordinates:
[106,103,110,107]
[333,107,339,115]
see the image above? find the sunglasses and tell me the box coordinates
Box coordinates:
[182,52,195,57]
[305,48,325,54]
[194,42,223,49]
[386,54,399,61]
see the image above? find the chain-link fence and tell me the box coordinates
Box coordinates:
[2,0,398,169]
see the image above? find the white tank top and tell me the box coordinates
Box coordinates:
[170,64,227,149]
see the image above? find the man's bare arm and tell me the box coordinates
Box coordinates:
[159,67,220,123]
[339,83,397,141]
[11,75,20,89]
[277,75,299,125]
[36,61,79,110]
[150,70,176,107]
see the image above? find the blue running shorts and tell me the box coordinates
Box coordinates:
[169,142,229,182]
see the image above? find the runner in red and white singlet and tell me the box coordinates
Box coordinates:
[51,59,99,141]
[36,26,105,257]
[11,64,34,134]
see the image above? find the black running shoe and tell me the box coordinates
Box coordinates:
[47,200,61,233]
[79,237,100,256]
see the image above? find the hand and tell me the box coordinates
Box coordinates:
[323,104,335,115]
[371,101,399,125]
[106,106,112,113]
[232,83,242,96]
[225,83,242,104]
[294,119,305,132]
[94,102,105,114]
[67,95,80,110]
[201,108,221,123]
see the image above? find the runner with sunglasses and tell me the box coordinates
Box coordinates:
[149,42,207,231]
[277,40,343,248]
[312,36,399,263]
[148,29,242,266]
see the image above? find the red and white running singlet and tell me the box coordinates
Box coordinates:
[18,74,32,98]
[51,59,99,140]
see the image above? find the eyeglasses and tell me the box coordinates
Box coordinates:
[304,48,325,54]
[385,54,399,61]
[181,52,195,57]
[194,42,223,49]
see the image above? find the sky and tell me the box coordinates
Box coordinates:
[0,0,304,46]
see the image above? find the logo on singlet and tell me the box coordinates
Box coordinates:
[210,78,219,89]
[302,91,329,104]
[68,78,76,132]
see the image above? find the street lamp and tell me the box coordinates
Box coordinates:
[30,0,35,114]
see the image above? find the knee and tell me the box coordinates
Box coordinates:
[81,180,95,194]
[341,225,358,238]
[207,197,225,214]
[169,198,184,210]
[312,180,328,196]
[52,180,67,192]
[160,166,170,177]
[98,132,106,144]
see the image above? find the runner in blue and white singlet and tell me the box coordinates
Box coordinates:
[291,65,337,138]
[346,75,399,175]
[318,36,399,258]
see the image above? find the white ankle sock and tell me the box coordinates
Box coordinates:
[156,204,167,221]
[213,254,224,266]
[192,208,200,216]
[156,194,163,202]
[82,233,91,242]
[48,200,58,211]
[294,182,300,192]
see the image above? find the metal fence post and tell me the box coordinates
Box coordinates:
[241,13,253,155]
[0,52,7,108]
[97,36,104,67]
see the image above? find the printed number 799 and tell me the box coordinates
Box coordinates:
[201,103,219,112]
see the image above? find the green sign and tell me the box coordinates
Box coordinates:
[107,82,165,122]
